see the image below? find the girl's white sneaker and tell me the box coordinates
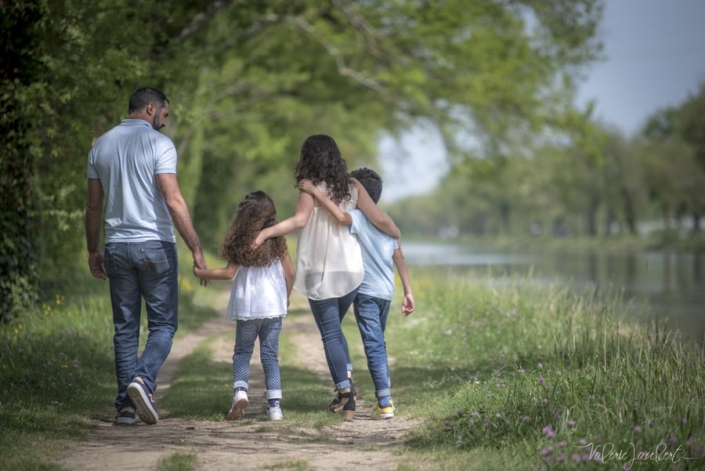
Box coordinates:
[227,390,248,420]
[267,401,283,420]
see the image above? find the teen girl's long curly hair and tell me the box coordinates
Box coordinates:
[219,191,287,267]
[294,134,352,204]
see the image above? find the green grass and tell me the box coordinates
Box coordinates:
[379,271,705,470]
[0,254,219,471]
[3,251,704,470]
[155,453,197,471]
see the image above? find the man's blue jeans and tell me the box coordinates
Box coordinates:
[308,288,358,390]
[353,293,392,399]
[103,241,178,411]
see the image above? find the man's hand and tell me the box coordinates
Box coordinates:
[192,250,211,287]
[297,179,316,195]
[88,251,107,280]
[402,293,415,317]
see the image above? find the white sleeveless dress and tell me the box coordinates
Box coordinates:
[293,182,364,300]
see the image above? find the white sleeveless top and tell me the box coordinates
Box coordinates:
[227,260,287,321]
[294,182,364,300]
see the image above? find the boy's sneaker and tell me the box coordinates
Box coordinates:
[227,389,249,420]
[115,407,136,425]
[266,401,283,421]
[127,378,159,425]
[370,402,395,420]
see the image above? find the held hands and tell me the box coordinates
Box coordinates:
[192,251,211,287]
[88,251,107,280]
[297,179,317,195]
[402,293,415,317]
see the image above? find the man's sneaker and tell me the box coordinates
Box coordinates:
[115,407,136,425]
[266,401,283,421]
[227,389,249,420]
[370,403,395,420]
[127,379,159,425]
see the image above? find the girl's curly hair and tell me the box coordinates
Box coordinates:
[294,134,352,204]
[219,191,287,267]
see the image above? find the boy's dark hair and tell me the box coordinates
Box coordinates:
[351,167,383,203]
[128,86,169,114]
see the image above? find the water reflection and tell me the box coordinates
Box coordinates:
[403,242,705,342]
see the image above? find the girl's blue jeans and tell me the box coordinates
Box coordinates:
[232,317,283,400]
[103,241,179,412]
[308,288,358,390]
[353,293,392,399]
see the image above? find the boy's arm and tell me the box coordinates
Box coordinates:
[281,250,295,305]
[392,247,415,317]
[193,261,239,281]
[354,179,401,239]
[298,179,352,226]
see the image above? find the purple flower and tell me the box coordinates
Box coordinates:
[683,417,688,424]
[567,419,576,426]
[523,415,530,422]
[556,371,562,376]
[558,441,567,447]
[633,426,642,433]
[579,438,587,445]
[444,420,451,427]
[473,411,480,418]
[545,385,552,391]
[468,419,475,425]
[538,363,543,369]
[571,454,581,463]
[539,377,545,384]
[457,409,464,416]
[542,425,553,435]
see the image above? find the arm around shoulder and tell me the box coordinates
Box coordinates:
[354,179,401,239]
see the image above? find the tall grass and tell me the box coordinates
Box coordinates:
[385,271,705,470]
[0,253,218,471]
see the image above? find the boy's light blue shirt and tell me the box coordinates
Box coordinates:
[87,119,177,243]
[348,209,398,301]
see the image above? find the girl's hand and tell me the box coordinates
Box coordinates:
[402,293,415,317]
[252,230,267,250]
[297,179,316,195]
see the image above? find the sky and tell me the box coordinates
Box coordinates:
[378,0,705,202]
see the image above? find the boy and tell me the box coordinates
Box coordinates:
[298,167,414,419]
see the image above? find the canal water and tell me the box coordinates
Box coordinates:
[402,242,705,342]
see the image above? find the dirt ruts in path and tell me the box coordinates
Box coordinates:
[58,292,424,471]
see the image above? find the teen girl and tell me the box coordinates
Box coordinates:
[194,191,294,420]
[253,134,400,420]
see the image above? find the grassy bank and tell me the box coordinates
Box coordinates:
[0,257,217,471]
[2,253,703,470]
[377,270,705,470]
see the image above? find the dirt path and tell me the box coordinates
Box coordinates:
[58,292,423,471]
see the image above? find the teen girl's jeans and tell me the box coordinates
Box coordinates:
[353,294,392,399]
[103,241,179,412]
[308,288,358,390]
[232,317,283,400]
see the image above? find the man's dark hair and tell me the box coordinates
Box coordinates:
[128,87,169,114]
[351,167,383,203]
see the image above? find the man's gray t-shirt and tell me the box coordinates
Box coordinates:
[87,119,177,243]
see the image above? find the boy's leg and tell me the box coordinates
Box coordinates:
[353,294,392,403]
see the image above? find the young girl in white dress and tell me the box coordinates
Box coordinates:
[194,191,294,421]
[253,134,400,420]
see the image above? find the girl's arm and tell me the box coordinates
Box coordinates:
[193,260,239,280]
[297,179,352,226]
[281,250,295,305]
[392,247,415,317]
[354,179,401,239]
[253,191,314,249]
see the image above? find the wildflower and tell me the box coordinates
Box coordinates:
[633,426,642,433]
[683,417,688,424]
[589,395,595,400]
[539,377,545,384]
[571,454,581,463]
[567,419,576,426]
[457,409,464,416]
[495,413,500,418]
[538,363,543,369]
[556,371,562,376]
[472,411,480,418]
[542,425,553,435]
[579,438,587,445]
[523,416,530,422]
[518,368,525,374]
[444,420,451,427]
[648,420,654,427]
[543,398,548,404]
[558,441,567,447]
[545,385,552,391]
[468,419,474,425]
[483,418,489,427]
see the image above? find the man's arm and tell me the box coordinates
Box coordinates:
[297,179,352,226]
[156,173,209,285]
[354,179,401,239]
[392,247,415,317]
[86,178,107,280]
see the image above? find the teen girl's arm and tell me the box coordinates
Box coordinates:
[252,191,315,249]
[281,250,295,306]
[193,260,239,281]
[392,247,415,317]
[353,179,401,240]
[297,179,352,226]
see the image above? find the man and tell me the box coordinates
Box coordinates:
[85,86,209,426]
